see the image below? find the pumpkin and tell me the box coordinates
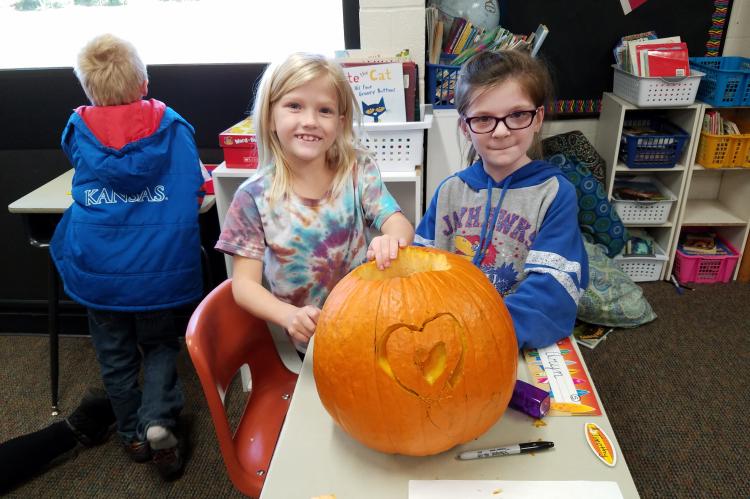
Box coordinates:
[313,246,518,456]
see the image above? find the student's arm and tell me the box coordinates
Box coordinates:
[367,212,414,269]
[231,255,320,344]
[504,180,589,350]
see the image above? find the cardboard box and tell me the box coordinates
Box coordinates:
[219,117,258,168]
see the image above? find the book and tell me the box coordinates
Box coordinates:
[573,322,614,350]
[627,36,680,75]
[341,63,406,123]
[613,179,668,201]
[340,60,417,121]
[635,42,689,77]
[443,17,466,54]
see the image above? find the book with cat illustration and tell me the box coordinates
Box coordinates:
[341,62,406,123]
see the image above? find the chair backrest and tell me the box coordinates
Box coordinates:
[186,279,298,498]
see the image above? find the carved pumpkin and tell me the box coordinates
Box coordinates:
[313,246,518,456]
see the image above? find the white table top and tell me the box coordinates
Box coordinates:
[8,169,215,214]
[260,338,640,499]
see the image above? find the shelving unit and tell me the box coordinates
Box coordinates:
[595,92,704,281]
[669,104,750,280]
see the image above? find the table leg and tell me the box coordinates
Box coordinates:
[48,254,59,416]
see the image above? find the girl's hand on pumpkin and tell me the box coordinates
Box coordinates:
[367,235,407,270]
[284,305,320,343]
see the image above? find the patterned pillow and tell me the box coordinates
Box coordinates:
[547,153,627,258]
[578,239,657,328]
[542,130,606,185]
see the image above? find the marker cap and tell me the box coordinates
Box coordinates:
[509,380,551,419]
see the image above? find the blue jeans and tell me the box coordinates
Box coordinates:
[87,308,184,443]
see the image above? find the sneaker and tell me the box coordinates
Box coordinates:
[64,387,116,447]
[123,440,152,463]
[151,439,186,481]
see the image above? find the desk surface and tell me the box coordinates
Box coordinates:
[261,339,640,499]
[8,169,215,214]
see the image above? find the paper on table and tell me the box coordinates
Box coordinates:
[537,342,580,405]
[409,480,624,499]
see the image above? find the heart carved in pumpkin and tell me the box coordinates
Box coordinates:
[376,313,465,401]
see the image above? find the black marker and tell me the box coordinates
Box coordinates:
[457,441,554,460]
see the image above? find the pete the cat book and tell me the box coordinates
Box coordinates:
[343,62,406,123]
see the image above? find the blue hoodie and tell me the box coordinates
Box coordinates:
[415,160,589,350]
[50,99,204,311]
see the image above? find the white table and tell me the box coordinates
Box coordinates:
[260,338,640,499]
[8,169,215,413]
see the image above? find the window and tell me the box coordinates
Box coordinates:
[0,0,345,69]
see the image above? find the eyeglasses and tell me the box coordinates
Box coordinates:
[463,109,539,134]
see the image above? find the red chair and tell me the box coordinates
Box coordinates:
[186,279,298,498]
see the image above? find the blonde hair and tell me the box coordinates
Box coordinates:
[252,52,361,204]
[455,50,554,166]
[74,34,147,106]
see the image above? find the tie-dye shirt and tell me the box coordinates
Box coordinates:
[216,152,400,312]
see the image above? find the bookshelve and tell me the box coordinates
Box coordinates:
[670,104,750,280]
[597,92,750,281]
[595,92,703,281]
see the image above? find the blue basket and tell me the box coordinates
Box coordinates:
[619,118,689,168]
[689,57,750,107]
[426,63,460,109]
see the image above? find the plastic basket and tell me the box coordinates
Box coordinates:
[619,117,689,168]
[356,114,432,172]
[613,241,668,282]
[695,131,750,168]
[674,237,739,283]
[612,177,677,224]
[612,65,704,107]
[689,57,750,107]
[426,63,460,109]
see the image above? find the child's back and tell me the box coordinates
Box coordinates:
[53,98,204,309]
[50,33,202,481]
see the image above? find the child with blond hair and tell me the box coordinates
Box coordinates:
[216,52,414,354]
[51,33,202,480]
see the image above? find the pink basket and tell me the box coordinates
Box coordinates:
[674,237,739,284]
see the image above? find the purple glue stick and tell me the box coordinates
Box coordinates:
[509,380,550,419]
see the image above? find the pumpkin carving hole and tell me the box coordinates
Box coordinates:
[356,250,451,281]
[415,342,447,385]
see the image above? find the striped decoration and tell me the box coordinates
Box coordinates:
[548,99,602,116]
[706,0,730,56]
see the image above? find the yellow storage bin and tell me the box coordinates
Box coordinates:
[695,131,750,168]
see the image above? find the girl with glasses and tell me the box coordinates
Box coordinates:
[415,50,588,350]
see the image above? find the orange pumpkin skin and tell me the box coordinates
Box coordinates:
[313,246,518,456]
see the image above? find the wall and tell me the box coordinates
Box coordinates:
[724,0,750,57]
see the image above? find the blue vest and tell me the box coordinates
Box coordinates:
[50,106,204,311]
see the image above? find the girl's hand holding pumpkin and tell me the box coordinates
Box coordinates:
[367,234,407,270]
[284,305,321,343]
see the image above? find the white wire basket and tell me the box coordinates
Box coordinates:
[356,114,433,172]
[612,177,677,225]
[612,65,704,107]
[613,241,668,282]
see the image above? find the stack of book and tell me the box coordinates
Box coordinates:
[679,232,732,256]
[613,32,690,78]
[425,6,547,65]
[703,110,741,135]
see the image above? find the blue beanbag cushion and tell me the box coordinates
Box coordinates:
[547,153,627,258]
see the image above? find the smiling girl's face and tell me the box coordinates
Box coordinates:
[271,75,344,171]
